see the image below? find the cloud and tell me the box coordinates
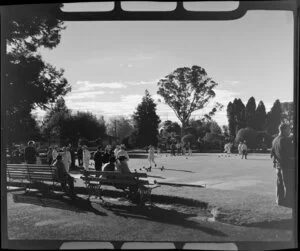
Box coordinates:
[223,80,241,85]
[64,91,109,100]
[126,79,159,86]
[75,81,127,92]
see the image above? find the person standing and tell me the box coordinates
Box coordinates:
[147,145,157,171]
[241,141,248,159]
[271,123,295,209]
[116,144,130,161]
[24,141,37,164]
[68,143,76,170]
[114,145,121,157]
[82,145,91,171]
[62,146,72,173]
[94,146,103,174]
[46,146,53,165]
[77,145,83,167]
[52,146,59,164]
[102,145,113,165]
[171,142,176,156]
[238,141,243,155]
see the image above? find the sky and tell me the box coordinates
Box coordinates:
[34,2,294,127]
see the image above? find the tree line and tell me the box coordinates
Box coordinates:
[4,4,294,152]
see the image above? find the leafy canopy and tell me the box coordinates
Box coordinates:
[157,65,222,127]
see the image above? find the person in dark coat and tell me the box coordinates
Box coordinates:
[102,157,116,172]
[271,123,295,209]
[102,145,113,165]
[24,141,37,164]
[68,143,76,169]
[77,145,83,167]
[54,155,75,197]
[94,146,103,175]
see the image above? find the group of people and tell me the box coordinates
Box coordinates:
[92,144,131,174]
[169,141,192,156]
[222,141,248,159]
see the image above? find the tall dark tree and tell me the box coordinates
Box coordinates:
[266,99,282,135]
[226,102,236,138]
[245,97,256,128]
[4,4,70,145]
[132,90,161,147]
[210,121,222,135]
[157,65,222,137]
[254,101,267,131]
[233,98,246,133]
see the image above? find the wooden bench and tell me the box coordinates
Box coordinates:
[6,164,60,192]
[80,170,159,207]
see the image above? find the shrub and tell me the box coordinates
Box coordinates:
[235,127,266,148]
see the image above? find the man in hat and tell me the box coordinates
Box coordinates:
[271,123,295,209]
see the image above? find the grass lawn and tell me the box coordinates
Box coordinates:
[6,153,295,243]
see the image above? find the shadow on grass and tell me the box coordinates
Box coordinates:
[243,219,293,230]
[8,181,208,209]
[101,202,227,237]
[163,168,194,173]
[12,189,107,216]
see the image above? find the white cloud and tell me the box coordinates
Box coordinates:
[64,91,108,100]
[126,79,159,86]
[75,81,127,91]
[223,80,241,85]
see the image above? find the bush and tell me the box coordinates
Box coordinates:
[235,127,271,149]
[182,134,195,144]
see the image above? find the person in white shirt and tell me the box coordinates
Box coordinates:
[82,145,91,170]
[62,146,72,173]
[115,145,130,172]
[148,145,157,171]
[238,142,243,155]
[114,145,121,157]
[116,144,129,161]
[52,146,59,164]
[241,140,248,159]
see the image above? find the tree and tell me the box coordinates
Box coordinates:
[232,98,246,133]
[254,101,267,131]
[235,128,260,149]
[210,121,222,134]
[226,102,236,138]
[161,120,181,135]
[4,4,70,145]
[222,125,229,138]
[281,102,294,131]
[266,99,282,135]
[132,90,161,147]
[245,97,256,128]
[106,116,134,141]
[157,65,222,137]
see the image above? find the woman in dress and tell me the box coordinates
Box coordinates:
[148,145,157,171]
[82,145,91,171]
[62,146,72,173]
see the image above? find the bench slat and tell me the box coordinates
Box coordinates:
[81,170,147,178]
[81,176,150,186]
[6,168,27,171]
